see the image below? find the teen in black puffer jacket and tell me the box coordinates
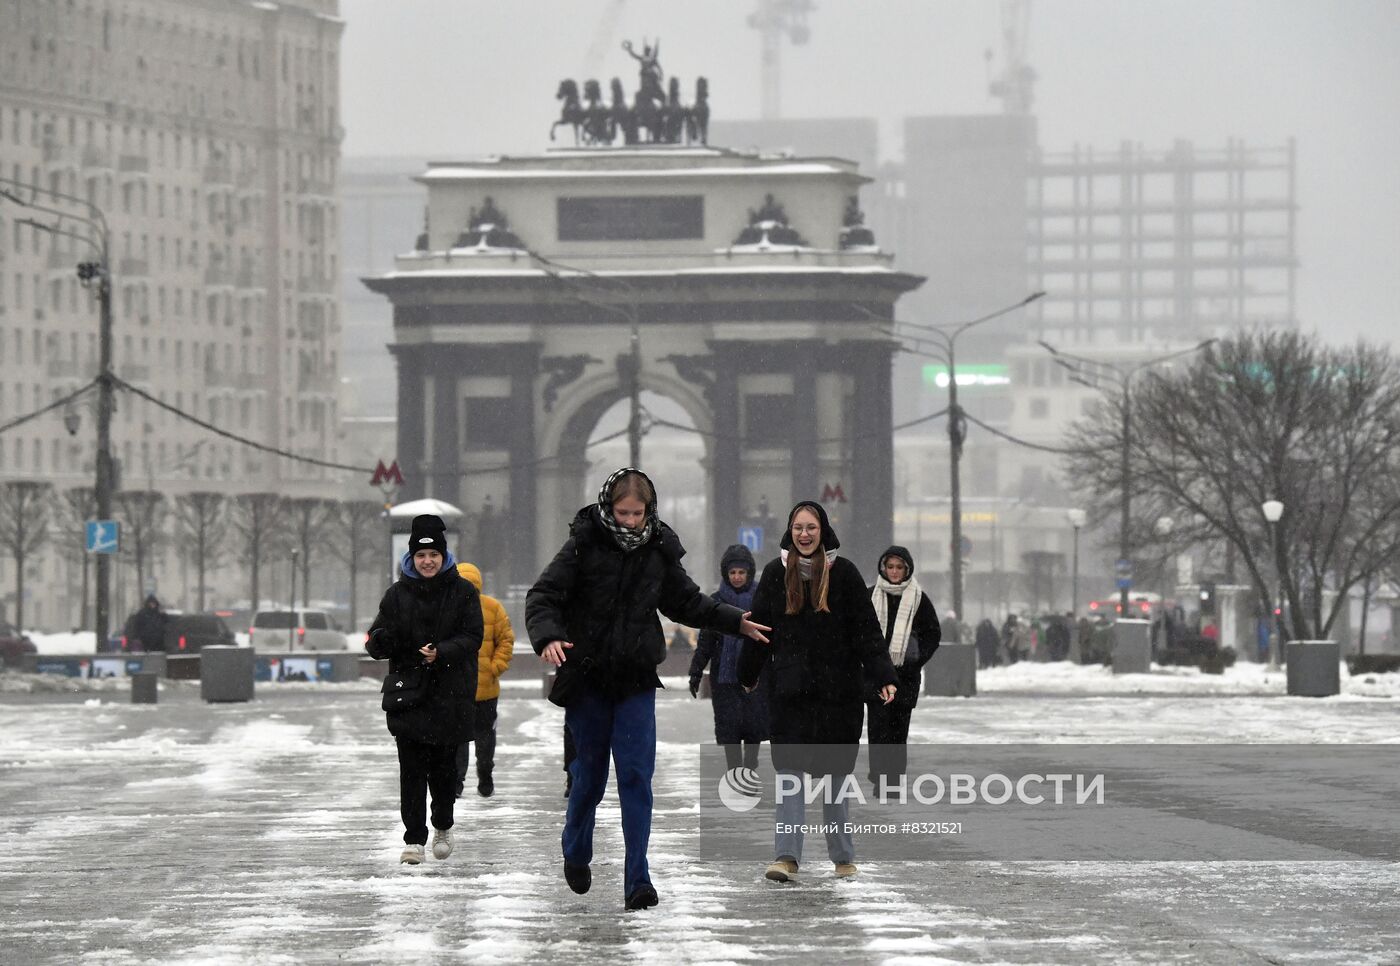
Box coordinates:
[527,468,770,913]
[366,514,484,865]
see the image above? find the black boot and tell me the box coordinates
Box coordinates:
[742,742,760,771]
[477,772,494,798]
[723,743,742,771]
[624,883,659,911]
[564,862,591,895]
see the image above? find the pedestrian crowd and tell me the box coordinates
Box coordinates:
[367,466,1088,911]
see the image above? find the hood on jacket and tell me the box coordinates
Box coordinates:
[779,500,841,553]
[400,549,458,580]
[719,543,756,585]
[457,561,483,591]
[878,544,916,580]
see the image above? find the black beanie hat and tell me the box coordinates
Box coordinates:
[878,545,915,579]
[408,514,448,558]
[779,500,841,552]
[719,543,756,581]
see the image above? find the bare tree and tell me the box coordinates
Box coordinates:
[57,487,97,629]
[1065,331,1400,641]
[331,500,386,629]
[175,492,227,612]
[0,480,53,631]
[230,493,287,610]
[286,497,337,610]
[115,490,166,607]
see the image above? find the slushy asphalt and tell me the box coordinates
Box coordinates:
[1,673,1397,965]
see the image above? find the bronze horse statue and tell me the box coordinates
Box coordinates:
[550,79,585,142]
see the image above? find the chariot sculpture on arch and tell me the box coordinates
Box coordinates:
[550,39,710,147]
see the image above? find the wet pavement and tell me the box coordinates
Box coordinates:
[0,676,1396,964]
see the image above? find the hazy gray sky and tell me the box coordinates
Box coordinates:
[340,0,1400,344]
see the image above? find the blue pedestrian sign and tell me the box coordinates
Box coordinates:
[86,520,120,555]
[1114,557,1133,591]
[738,526,763,553]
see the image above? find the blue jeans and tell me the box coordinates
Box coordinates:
[774,769,854,865]
[563,685,656,897]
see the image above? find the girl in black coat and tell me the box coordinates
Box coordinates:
[527,468,770,912]
[366,514,484,866]
[866,545,941,791]
[738,501,897,883]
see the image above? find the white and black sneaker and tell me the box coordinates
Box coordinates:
[400,844,425,865]
[431,827,454,860]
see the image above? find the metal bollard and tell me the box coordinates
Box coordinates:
[131,671,158,704]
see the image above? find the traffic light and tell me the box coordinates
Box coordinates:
[1199,580,1217,616]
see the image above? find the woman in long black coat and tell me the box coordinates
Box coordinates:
[739,501,897,883]
[366,514,484,866]
[527,467,770,912]
[866,545,941,791]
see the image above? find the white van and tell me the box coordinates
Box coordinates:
[249,609,347,651]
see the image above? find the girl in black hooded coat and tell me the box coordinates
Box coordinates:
[738,501,898,883]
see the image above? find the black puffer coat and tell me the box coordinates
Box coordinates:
[367,562,484,745]
[527,506,744,701]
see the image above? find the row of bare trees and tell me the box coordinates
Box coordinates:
[1065,330,1400,645]
[0,484,387,632]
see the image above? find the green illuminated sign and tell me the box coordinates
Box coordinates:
[922,364,1011,389]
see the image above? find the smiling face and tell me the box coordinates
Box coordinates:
[612,495,647,530]
[881,556,909,583]
[790,508,821,555]
[413,549,443,578]
[727,566,750,590]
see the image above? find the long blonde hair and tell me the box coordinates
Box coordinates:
[784,544,831,615]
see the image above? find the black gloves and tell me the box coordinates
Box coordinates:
[688,676,701,699]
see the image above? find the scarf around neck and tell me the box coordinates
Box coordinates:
[600,505,655,552]
[873,573,922,665]
[714,581,754,684]
[779,547,839,581]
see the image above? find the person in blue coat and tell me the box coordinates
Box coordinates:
[689,544,769,771]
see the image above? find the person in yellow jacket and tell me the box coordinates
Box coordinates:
[455,562,514,798]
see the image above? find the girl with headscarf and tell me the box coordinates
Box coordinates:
[739,501,897,883]
[689,543,769,772]
[866,545,941,792]
[527,468,771,912]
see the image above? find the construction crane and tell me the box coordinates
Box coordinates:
[986,0,1036,115]
[747,0,814,120]
[579,0,627,81]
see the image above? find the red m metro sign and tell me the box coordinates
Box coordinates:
[370,460,404,488]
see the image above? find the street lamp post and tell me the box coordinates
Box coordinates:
[0,181,114,650]
[1261,499,1284,669]
[1066,508,1087,615]
[869,292,1046,620]
[1155,515,1174,648]
[1039,339,1216,617]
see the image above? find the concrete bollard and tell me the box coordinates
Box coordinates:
[1286,640,1341,697]
[925,642,977,697]
[1112,619,1152,674]
[131,671,158,704]
[200,645,255,703]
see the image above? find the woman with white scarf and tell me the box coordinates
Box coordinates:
[866,545,942,793]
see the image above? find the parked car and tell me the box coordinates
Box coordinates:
[163,613,236,653]
[0,621,36,668]
[249,609,347,651]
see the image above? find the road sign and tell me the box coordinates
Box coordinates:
[1114,558,1133,591]
[738,526,763,553]
[85,520,119,555]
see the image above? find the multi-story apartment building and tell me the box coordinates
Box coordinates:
[0,0,343,628]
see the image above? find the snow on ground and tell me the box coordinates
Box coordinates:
[0,676,1397,963]
[27,630,99,654]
